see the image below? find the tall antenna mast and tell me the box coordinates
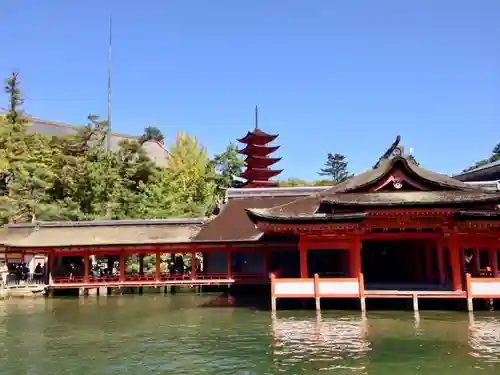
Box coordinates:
[254,105,259,130]
[106,16,112,151]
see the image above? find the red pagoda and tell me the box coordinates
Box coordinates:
[237,107,283,188]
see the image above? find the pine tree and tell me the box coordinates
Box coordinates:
[318,153,351,183]
[1,73,62,223]
[140,126,164,145]
[4,72,26,127]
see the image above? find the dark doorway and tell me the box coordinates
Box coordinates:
[269,250,300,278]
[361,239,439,289]
[307,249,348,278]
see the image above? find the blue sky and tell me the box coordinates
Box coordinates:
[1,0,499,180]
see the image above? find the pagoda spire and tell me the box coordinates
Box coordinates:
[237,107,282,188]
[255,105,258,130]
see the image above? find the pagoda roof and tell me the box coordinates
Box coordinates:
[238,144,280,156]
[237,128,278,145]
[245,136,500,223]
[245,155,282,166]
[240,168,283,180]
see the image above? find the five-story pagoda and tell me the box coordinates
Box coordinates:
[237,107,283,188]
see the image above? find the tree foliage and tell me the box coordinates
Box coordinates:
[0,73,362,225]
[278,178,333,187]
[0,73,221,224]
[318,153,352,184]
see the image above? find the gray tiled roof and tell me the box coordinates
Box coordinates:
[3,219,203,248]
[28,117,169,167]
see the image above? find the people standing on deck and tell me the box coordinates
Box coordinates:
[21,263,30,281]
[169,256,186,276]
[68,263,76,280]
[464,251,474,275]
[34,263,43,280]
[0,262,8,286]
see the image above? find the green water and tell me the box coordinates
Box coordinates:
[0,295,499,375]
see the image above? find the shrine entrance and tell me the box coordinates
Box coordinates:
[361,239,445,290]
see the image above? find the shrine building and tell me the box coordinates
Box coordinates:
[2,126,500,311]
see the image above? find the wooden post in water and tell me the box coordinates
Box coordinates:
[359,273,366,312]
[412,294,419,311]
[466,273,473,312]
[314,273,320,311]
[270,273,276,312]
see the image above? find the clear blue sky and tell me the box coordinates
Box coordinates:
[1,0,499,179]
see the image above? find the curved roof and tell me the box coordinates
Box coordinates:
[237,128,278,145]
[246,136,495,221]
[238,144,280,156]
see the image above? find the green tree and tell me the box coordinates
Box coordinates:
[1,73,61,223]
[211,143,244,189]
[279,178,312,187]
[279,178,334,187]
[140,126,164,145]
[3,72,25,126]
[318,153,351,183]
[209,142,245,212]
[137,132,215,218]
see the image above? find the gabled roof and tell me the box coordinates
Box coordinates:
[246,136,498,222]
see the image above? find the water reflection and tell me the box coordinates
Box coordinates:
[1,296,500,374]
[271,312,371,372]
[468,313,500,363]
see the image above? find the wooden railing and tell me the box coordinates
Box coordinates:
[52,272,268,285]
[271,273,364,299]
[466,273,500,298]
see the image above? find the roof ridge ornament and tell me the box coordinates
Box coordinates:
[374,135,406,169]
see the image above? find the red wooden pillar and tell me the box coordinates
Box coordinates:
[449,233,462,291]
[48,250,55,284]
[191,250,196,278]
[20,251,25,263]
[436,239,445,284]
[473,248,480,274]
[350,237,362,278]
[299,236,308,278]
[227,251,232,279]
[155,252,161,281]
[425,245,433,282]
[119,253,125,282]
[83,252,90,283]
[489,248,499,277]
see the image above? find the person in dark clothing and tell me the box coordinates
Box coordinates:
[34,263,43,280]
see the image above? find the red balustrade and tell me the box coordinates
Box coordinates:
[51,271,267,286]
